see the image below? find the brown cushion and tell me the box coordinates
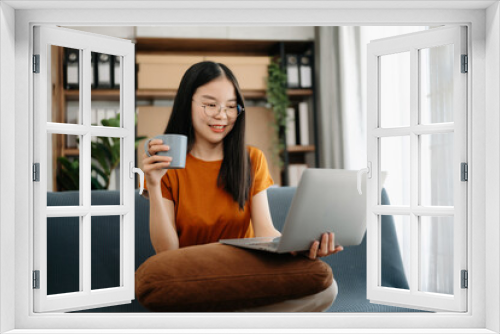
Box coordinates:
[135,242,333,312]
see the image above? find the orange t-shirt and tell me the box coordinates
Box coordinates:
[143,146,274,248]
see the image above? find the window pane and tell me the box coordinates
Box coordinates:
[91,215,121,290]
[48,133,81,203]
[420,216,454,295]
[90,136,121,202]
[380,136,410,206]
[49,46,81,124]
[381,215,410,290]
[91,53,121,128]
[420,133,454,206]
[47,217,80,295]
[380,52,410,128]
[420,44,454,124]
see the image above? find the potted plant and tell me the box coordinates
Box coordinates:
[57,113,146,191]
[266,57,290,169]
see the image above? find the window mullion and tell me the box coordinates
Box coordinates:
[410,47,420,295]
[453,27,468,306]
[372,205,454,216]
[81,48,92,295]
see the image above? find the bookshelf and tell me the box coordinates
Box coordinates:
[278,41,318,186]
[54,38,319,187]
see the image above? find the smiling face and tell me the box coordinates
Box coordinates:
[191,76,239,147]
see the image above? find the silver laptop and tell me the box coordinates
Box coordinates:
[219,168,369,254]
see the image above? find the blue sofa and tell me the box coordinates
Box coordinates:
[46,187,423,313]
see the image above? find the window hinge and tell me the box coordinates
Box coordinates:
[461,54,468,73]
[33,54,40,73]
[33,270,40,289]
[461,162,468,181]
[33,163,40,182]
[461,270,468,289]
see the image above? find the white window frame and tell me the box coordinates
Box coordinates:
[32,25,136,313]
[366,26,468,312]
[1,1,499,333]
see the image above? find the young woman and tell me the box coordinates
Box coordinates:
[141,61,342,312]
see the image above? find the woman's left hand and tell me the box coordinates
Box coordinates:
[291,232,344,260]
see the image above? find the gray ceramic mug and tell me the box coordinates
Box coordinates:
[144,134,188,169]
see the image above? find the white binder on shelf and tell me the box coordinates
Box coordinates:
[286,107,297,146]
[299,55,312,88]
[91,108,98,126]
[285,54,300,88]
[96,108,106,128]
[66,104,79,147]
[298,102,309,146]
[106,109,117,122]
[97,53,112,88]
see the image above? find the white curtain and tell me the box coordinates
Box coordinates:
[316,26,453,294]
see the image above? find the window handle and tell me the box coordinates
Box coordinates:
[129,161,144,195]
[357,162,372,195]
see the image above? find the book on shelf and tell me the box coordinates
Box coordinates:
[93,109,107,142]
[105,109,116,122]
[91,108,98,126]
[285,54,300,88]
[286,107,297,146]
[97,53,112,89]
[299,54,312,88]
[288,164,308,187]
[66,104,79,148]
[298,101,309,146]
[64,48,79,90]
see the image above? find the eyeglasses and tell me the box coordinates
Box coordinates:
[192,99,244,119]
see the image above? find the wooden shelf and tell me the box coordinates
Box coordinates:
[136,88,312,100]
[136,89,269,100]
[136,89,177,99]
[62,148,79,156]
[136,38,313,56]
[287,89,313,97]
[287,145,315,153]
[65,89,120,101]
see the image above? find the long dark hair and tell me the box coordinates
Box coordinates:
[164,61,251,210]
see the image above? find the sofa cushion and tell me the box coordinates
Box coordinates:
[135,242,333,312]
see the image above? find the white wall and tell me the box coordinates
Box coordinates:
[486,2,500,333]
[62,26,135,39]
[64,26,315,41]
[136,26,314,40]
[0,2,16,333]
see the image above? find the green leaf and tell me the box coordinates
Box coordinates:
[107,118,120,127]
[57,156,73,170]
[91,163,109,190]
[91,163,109,180]
[56,157,80,190]
[96,139,114,162]
[91,176,105,190]
[91,142,111,175]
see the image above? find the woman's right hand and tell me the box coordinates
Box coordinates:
[142,139,173,187]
